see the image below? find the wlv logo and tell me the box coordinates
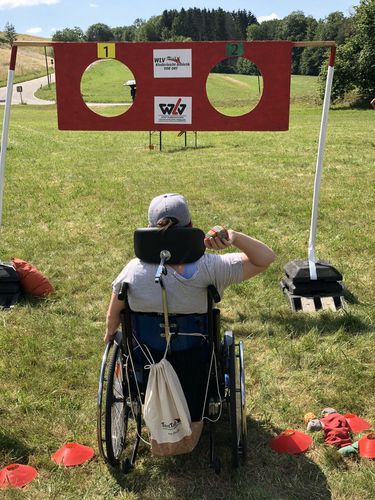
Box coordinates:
[154,96,192,124]
[159,98,187,116]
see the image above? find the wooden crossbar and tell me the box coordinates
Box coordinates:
[292,41,336,47]
[13,41,54,47]
[13,40,336,48]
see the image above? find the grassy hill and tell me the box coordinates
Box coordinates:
[0,34,52,87]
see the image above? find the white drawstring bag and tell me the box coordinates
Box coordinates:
[138,288,204,456]
[144,357,192,445]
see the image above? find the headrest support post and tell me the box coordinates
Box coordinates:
[155,250,171,283]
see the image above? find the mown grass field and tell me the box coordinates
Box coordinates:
[0,68,374,500]
[35,58,319,109]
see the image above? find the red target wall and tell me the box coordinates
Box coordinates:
[53,41,293,132]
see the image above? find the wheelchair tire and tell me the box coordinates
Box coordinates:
[226,332,247,468]
[98,339,142,469]
[105,342,128,466]
[97,342,112,463]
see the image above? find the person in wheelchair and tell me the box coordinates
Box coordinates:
[104,193,275,343]
[99,193,275,471]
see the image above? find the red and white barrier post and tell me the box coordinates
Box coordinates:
[0,45,18,226]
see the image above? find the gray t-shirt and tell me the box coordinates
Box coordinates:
[112,252,244,314]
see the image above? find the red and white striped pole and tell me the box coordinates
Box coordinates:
[0,45,18,226]
[308,46,336,280]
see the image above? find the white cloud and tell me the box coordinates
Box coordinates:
[89,2,98,7]
[0,0,59,9]
[26,26,42,33]
[257,13,280,23]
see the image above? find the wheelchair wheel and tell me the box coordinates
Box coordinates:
[97,342,112,462]
[97,339,141,468]
[225,331,247,468]
[105,342,128,465]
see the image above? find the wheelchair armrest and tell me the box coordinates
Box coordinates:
[208,285,221,303]
[118,282,128,301]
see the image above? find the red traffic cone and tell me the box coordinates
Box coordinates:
[358,432,375,459]
[270,429,313,454]
[0,464,38,489]
[344,413,371,433]
[51,442,94,466]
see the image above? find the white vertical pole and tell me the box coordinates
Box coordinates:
[308,49,335,280]
[0,46,17,226]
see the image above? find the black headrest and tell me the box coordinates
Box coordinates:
[134,227,206,264]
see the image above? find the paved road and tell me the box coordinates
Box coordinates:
[0,73,56,105]
[0,73,132,107]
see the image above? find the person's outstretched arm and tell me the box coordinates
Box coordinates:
[204,229,275,280]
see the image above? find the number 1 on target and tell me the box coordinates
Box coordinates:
[97,43,116,59]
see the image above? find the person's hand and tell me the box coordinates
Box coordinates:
[204,228,236,250]
[103,331,116,344]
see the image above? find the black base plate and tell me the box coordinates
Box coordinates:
[281,277,343,295]
[284,260,343,283]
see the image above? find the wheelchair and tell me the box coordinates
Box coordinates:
[97,227,247,473]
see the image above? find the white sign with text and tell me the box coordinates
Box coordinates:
[154,96,192,124]
[153,49,192,78]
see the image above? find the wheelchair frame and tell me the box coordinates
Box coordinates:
[97,229,247,473]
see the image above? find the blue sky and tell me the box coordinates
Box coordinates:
[0,1,359,38]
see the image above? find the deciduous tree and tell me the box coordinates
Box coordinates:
[86,23,114,42]
[52,27,85,42]
[2,22,17,46]
[320,0,375,103]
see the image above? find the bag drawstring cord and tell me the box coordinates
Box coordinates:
[201,347,223,423]
[125,338,151,446]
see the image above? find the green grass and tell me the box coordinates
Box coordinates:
[0,70,49,88]
[0,80,374,499]
[35,61,319,108]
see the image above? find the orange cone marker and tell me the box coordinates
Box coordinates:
[0,464,37,489]
[51,442,94,466]
[270,429,312,454]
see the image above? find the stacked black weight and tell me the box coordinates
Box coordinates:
[0,262,22,309]
[281,260,344,312]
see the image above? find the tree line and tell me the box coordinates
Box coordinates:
[3,1,374,103]
[51,9,349,77]
[52,9,257,44]
[51,3,374,103]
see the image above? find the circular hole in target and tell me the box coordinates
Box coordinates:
[80,59,136,117]
[206,57,263,117]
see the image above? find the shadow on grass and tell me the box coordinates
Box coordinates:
[342,287,360,305]
[106,416,331,500]
[15,294,55,309]
[258,309,374,338]
[158,145,214,154]
[0,429,33,465]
